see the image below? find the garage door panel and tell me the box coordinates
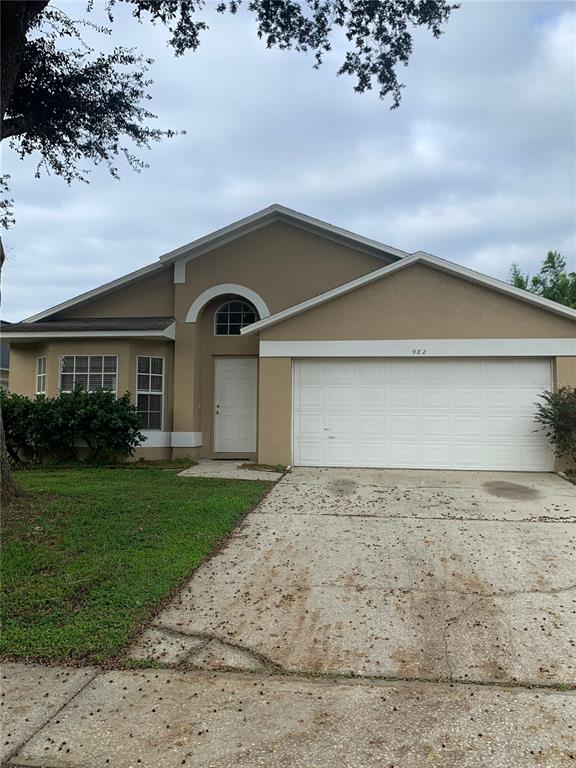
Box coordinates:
[452,415,484,436]
[389,387,418,408]
[357,414,387,434]
[295,414,325,435]
[452,388,483,409]
[293,358,553,471]
[297,387,324,408]
[515,388,543,409]
[324,388,354,408]
[420,387,450,409]
[420,415,451,436]
[357,388,385,408]
[484,387,515,409]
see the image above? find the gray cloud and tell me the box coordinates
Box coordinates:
[2,0,575,320]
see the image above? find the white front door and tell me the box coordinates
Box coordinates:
[214,358,257,454]
[293,358,553,471]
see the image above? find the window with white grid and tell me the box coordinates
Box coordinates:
[36,357,46,394]
[214,300,258,335]
[60,356,117,393]
[136,356,164,430]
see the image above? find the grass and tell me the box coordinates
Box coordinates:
[239,463,287,473]
[1,467,272,664]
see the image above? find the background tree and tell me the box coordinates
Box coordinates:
[0,0,457,503]
[509,251,576,309]
[1,0,457,224]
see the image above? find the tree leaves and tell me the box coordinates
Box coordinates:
[509,251,576,309]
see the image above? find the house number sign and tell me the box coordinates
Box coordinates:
[411,348,428,356]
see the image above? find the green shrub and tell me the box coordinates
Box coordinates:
[535,387,576,465]
[0,388,144,463]
[0,391,35,461]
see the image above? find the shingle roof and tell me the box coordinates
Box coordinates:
[1,317,174,334]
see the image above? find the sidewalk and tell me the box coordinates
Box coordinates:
[3,662,575,767]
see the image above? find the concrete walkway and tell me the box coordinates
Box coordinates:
[3,664,575,767]
[178,459,284,482]
[3,468,576,766]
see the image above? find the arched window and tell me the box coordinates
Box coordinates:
[214,299,258,335]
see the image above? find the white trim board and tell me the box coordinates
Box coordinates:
[185,284,270,322]
[2,323,176,342]
[242,252,576,336]
[140,431,202,448]
[260,339,576,358]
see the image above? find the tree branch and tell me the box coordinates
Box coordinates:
[1,116,30,141]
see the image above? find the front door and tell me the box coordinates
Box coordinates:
[214,358,257,454]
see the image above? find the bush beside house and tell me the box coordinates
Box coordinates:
[535,387,576,468]
[0,388,144,463]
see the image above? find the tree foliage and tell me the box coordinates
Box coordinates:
[509,251,576,309]
[1,0,458,228]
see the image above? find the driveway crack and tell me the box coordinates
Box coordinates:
[151,623,286,672]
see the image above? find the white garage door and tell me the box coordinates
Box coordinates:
[293,358,553,471]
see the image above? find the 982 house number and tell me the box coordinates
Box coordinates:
[411,348,428,356]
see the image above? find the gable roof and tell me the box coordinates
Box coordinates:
[24,205,407,323]
[241,251,576,336]
[160,204,407,282]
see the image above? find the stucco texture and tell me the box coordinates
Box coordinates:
[261,263,576,341]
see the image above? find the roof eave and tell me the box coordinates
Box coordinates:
[2,323,176,342]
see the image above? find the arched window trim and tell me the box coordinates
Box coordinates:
[214,299,259,336]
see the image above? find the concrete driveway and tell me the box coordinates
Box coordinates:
[5,468,576,768]
[135,468,576,686]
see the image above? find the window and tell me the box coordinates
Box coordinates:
[36,357,47,394]
[136,356,164,430]
[60,355,117,392]
[214,300,257,335]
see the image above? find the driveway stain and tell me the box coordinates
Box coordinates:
[482,480,541,499]
[326,479,358,496]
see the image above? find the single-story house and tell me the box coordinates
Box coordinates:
[3,204,575,471]
[0,321,10,390]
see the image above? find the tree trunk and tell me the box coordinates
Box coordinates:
[1,236,21,505]
[0,410,20,506]
[1,0,50,133]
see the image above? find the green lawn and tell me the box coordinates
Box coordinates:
[1,467,272,664]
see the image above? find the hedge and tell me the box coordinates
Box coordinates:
[0,388,144,463]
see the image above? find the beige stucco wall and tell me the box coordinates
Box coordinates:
[8,344,46,397]
[554,356,576,472]
[55,268,174,319]
[174,221,390,321]
[258,357,293,466]
[555,356,576,388]
[261,264,576,341]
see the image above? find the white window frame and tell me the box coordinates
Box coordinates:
[214,299,258,336]
[135,356,165,431]
[58,354,118,393]
[36,356,47,394]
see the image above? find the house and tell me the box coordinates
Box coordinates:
[0,321,10,390]
[3,204,575,471]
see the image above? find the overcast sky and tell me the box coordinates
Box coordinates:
[1,0,575,321]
